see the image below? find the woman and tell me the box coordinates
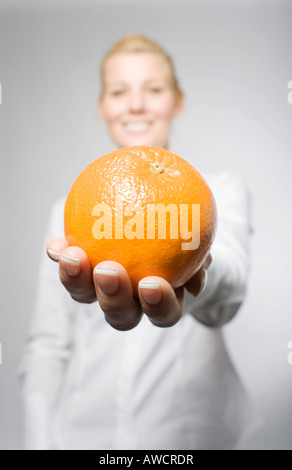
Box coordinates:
[19,35,256,450]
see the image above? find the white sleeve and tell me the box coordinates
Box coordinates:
[184,172,253,327]
[18,198,77,450]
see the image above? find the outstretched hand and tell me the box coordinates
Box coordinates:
[47,238,211,331]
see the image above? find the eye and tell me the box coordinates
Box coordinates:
[148,87,163,94]
[111,89,125,97]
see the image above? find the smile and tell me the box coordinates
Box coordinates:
[124,122,152,133]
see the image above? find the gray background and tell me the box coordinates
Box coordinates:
[1,0,292,450]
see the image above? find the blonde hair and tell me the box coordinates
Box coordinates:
[100,34,181,96]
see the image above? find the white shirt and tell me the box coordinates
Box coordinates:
[18,171,258,450]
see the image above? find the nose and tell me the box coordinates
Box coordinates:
[128,90,145,113]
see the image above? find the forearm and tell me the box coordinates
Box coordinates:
[184,171,252,327]
[184,246,249,327]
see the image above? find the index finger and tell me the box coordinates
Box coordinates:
[47,237,69,261]
[47,239,97,304]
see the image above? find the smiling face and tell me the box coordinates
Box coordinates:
[99,52,183,149]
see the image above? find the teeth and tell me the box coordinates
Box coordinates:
[125,122,150,132]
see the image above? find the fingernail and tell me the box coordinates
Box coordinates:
[94,266,119,295]
[48,249,60,261]
[60,254,80,276]
[198,269,208,295]
[139,281,161,305]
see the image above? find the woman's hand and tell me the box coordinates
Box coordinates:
[47,238,211,331]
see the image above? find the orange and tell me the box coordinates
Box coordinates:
[64,146,217,296]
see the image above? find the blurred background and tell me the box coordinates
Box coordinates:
[0,0,292,450]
